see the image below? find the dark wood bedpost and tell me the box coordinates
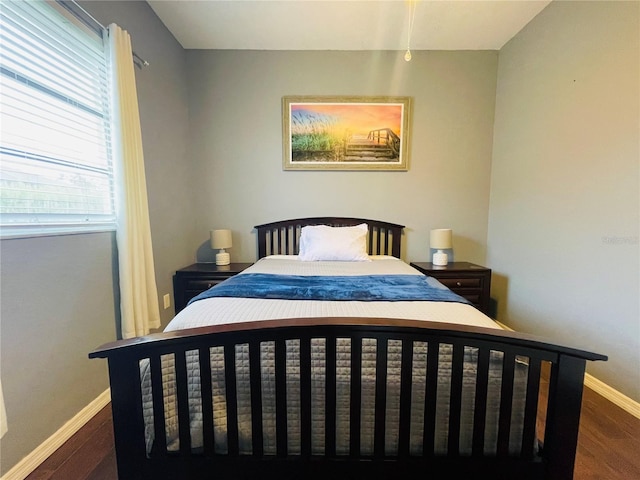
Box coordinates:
[105,352,148,479]
[543,354,587,480]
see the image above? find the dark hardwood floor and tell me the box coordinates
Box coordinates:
[25,385,640,479]
[24,404,116,480]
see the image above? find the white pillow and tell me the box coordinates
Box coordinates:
[298,223,370,261]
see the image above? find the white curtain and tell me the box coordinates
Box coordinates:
[109,24,161,339]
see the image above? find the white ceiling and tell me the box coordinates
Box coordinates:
[147,0,552,51]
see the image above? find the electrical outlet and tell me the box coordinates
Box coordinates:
[163,294,171,310]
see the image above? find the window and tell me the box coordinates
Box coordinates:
[0,0,114,238]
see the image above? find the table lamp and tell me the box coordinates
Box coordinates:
[210,229,232,266]
[430,228,452,266]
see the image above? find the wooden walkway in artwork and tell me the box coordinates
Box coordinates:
[344,128,400,161]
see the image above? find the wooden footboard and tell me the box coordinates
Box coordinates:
[90,317,605,480]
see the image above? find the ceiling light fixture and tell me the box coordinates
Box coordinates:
[404,0,417,62]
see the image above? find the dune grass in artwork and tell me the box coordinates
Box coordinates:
[283,96,411,171]
[290,110,341,154]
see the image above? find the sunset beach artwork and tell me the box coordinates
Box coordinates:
[282,96,411,171]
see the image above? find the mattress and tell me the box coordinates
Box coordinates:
[169,256,500,331]
[141,256,527,457]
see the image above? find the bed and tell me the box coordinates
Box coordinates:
[90,217,606,479]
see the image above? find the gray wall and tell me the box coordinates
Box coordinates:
[488,1,639,400]
[0,233,116,475]
[0,1,193,474]
[187,50,498,264]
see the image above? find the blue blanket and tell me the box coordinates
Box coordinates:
[187,273,472,306]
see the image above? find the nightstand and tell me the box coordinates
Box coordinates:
[409,261,492,315]
[173,262,253,313]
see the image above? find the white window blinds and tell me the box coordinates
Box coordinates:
[0,0,114,237]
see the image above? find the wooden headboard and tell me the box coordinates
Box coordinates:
[254,217,405,259]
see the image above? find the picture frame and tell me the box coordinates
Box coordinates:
[282,96,411,171]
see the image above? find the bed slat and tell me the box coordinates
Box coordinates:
[521,357,542,459]
[472,348,490,456]
[175,351,192,455]
[150,355,168,456]
[373,338,388,457]
[325,335,337,457]
[423,342,440,456]
[248,341,263,456]
[349,335,362,457]
[299,337,312,457]
[397,338,414,458]
[448,343,465,456]
[198,347,215,455]
[497,351,516,456]
[224,345,239,456]
[275,338,288,456]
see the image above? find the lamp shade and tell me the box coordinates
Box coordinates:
[210,229,232,250]
[430,229,452,249]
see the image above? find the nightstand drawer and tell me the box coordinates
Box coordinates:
[185,278,230,290]
[173,262,253,314]
[438,278,481,289]
[183,290,209,305]
[410,261,492,316]
[459,293,481,304]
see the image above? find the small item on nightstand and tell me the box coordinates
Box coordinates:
[430,228,452,266]
[210,229,232,266]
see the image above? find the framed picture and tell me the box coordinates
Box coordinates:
[282,96,411,171]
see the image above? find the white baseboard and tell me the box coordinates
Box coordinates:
[584,373,640,419]
[1,389,111,480]
[494,320,640,419]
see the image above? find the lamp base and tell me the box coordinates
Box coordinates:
[215,251,230,266]
[432,250,448,266]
